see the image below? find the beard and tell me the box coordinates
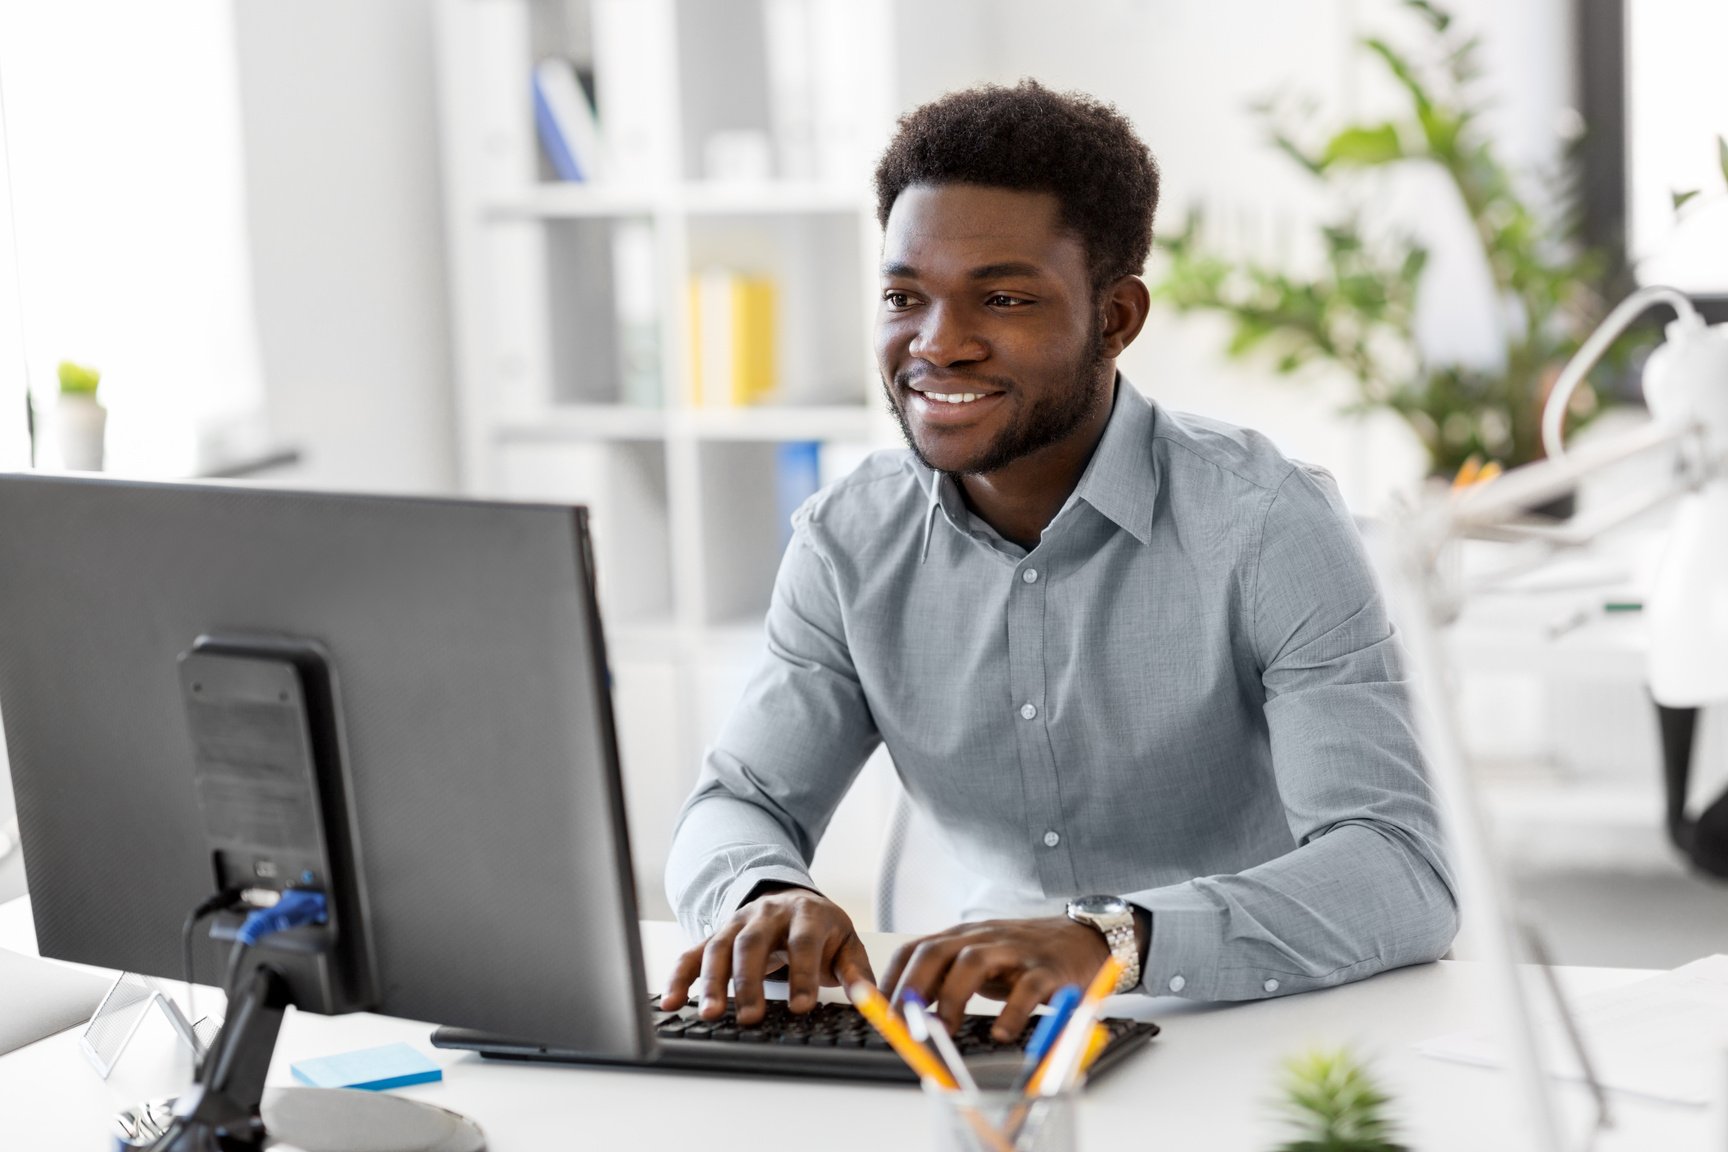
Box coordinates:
[882,326,1109,476]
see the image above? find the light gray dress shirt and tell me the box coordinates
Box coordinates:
[667,379,1458,1000]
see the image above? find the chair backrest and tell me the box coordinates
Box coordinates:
[874,787,970,935]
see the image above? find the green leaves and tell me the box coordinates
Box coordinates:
[1719,132,1728,186]
[1321,123,1406,168]
[1674,189,1701,211]
[1149,0,1621,474]
[1273,1048,1408,1152]
[57,361,101,396]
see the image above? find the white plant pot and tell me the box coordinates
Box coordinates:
[56,394,107,471]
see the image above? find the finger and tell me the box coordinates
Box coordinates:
[830,932,877,992]
[880,938,920,999]
[935,943,1017,1034]
[891,934,968,1010]
[784,916,827,1013]
[696,928,739,1020]
[660,943,707,1010]
[991,967,1057,1044]
[730,921,781,1026]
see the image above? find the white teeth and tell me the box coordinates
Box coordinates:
[920,391,984,404]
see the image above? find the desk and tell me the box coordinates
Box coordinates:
[0,897,1719,1151]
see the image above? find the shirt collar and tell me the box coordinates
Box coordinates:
[915,374,1159,560]
[1070,377,1158,546]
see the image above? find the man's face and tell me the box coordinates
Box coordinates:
[875,183,1109,477]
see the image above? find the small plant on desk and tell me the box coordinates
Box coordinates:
[1272,1048,1408,1152]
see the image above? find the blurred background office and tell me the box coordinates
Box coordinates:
[0,0,1723,965]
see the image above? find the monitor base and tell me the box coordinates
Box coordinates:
[133,1088,485,1151]
[262,1087,486,1152]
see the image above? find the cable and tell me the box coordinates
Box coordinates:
[181,889,241,1074]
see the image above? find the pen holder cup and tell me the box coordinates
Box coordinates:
[925,1085,1077,1152]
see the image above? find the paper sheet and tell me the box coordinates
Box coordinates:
[1417,954,1728,1106]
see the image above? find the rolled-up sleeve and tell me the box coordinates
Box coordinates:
[1127,464,1459,1000]
[666,512,881,941]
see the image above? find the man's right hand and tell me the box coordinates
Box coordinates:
[659,885,875,1026]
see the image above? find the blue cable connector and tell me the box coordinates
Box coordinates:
[236,888,328,946]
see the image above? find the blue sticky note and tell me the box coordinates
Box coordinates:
[290,1042,442,1091]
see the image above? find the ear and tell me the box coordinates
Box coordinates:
[1098,275,1151,359]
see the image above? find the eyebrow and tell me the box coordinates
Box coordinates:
[881,260,1046,280]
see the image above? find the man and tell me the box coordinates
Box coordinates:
[662,80,1457,1043]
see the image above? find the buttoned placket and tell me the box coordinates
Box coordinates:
[1004,538,1079,896]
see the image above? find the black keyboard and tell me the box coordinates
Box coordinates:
[654,995,1036,1054]
[433,996,1160,1087]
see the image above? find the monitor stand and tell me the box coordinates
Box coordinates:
[143,963,484,1152]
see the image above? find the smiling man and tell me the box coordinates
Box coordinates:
[662,81,1457,1040]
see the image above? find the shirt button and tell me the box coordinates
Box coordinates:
[1168,974,1186,993]
[1022,568,1038,584]
[1020,703,1037,720]
[1263,978,1280,993]
[1042,830,1060,848]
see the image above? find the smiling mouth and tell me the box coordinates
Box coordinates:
[907,383,1001,405]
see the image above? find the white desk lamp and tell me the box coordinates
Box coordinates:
[1387,284,1728,1151]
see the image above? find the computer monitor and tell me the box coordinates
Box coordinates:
[0,473,651,1145]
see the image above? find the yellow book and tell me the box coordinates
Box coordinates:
[690,269,777,407]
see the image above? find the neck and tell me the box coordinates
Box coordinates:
[958,375,1117,550]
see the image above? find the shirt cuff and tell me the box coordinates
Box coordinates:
[1123,881,1226,999]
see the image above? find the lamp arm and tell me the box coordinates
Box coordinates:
[1454,417,1697,533]
[1462,464,1700,553]
[1541,285,1700,462]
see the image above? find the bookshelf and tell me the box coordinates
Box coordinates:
[431,0,904,915]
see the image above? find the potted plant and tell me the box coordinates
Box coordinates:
[55,360,106,471]
[1153,0,1634,491]
[1273,1048,1408,1152]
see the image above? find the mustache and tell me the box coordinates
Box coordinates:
[893,368,1015,393]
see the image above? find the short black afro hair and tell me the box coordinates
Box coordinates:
[874,79,1159,291]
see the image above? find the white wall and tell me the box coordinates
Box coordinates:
[231,0,459,494]
[0,78,26,473]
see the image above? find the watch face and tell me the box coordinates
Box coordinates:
[1071,895,1128,918]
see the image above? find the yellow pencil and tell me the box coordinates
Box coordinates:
[1074,1023,1110,1082]
[849,984,1018,1152]
[847,982,957,1090]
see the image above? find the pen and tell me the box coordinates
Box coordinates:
[1026,955,1122,1097]
[900,990,981,1097]
[1010,984,1081,1095]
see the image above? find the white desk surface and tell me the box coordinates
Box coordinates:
[1,896,1719,1151]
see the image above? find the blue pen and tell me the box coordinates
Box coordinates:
[1011,984,1082,1092]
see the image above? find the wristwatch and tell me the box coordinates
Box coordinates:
[1065,895,1142,994]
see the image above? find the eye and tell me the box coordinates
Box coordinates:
[986,294,1031,308]
[882,290,917,310]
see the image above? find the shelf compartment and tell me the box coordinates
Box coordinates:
[684,212,872,408]
[494,439,673,624]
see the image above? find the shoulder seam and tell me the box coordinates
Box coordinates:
[1247,465,1304,652]
[1153,429,1291,493]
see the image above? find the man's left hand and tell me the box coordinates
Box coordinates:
[881,917,1110,1043]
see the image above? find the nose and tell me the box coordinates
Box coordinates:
[907,303,985,368]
